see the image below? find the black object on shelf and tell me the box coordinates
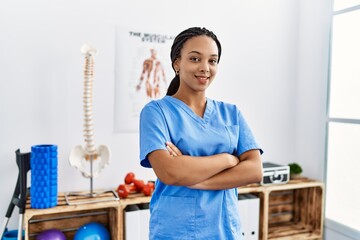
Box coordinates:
[0,149,31,240]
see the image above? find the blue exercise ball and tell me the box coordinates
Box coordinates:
[74,222,110,240]
[2,229,24,240]
[36,229,66,240]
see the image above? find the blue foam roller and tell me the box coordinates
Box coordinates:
[30,145,58,209]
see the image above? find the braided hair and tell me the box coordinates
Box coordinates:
[166,27,222,96]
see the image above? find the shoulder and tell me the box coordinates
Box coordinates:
[140,97,169,116]
[209,98,240,113]
[141,99,160,113]
[208,98,245,124]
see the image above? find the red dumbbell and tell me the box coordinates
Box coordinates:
[124,172,135,184]
[142,181,155,196]
[117,184,137,198]
[124,173,155,196]
[124,172,145,192]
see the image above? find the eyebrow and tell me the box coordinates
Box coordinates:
[187,51,218,57]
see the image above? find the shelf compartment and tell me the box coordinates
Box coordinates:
[24,192,121,240]
[267,185,323,239]
[27,208,117,240]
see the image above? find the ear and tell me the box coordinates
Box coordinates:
[173,58,180,72]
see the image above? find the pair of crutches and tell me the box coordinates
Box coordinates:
[1,149,31,240]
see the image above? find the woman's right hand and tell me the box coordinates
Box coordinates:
[166,141,183,157]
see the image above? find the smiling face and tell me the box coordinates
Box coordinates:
[173,35,219,94]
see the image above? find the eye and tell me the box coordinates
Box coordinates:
[209,59,218,65]
[190,57,200,62]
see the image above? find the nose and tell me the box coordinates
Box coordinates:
[199,62,210,73]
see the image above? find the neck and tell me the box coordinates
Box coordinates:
[172,91,207,118]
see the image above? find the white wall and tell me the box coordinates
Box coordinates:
[295,0,332,182]
[0,0,331,233]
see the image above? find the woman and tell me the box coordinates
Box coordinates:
[139,27,263,239]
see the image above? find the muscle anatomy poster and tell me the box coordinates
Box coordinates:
[115,28,174,132]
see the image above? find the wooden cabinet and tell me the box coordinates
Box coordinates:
[24,179,323,240]
[238,179,324,239]
[24,193,124,240]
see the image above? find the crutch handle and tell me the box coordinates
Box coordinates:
[16,150,31,214]
[1,149,30,240]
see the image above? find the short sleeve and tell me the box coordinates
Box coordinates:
[139,101,169,168]
[235,109,263,156]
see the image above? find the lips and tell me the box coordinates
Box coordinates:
[195,75,209,84]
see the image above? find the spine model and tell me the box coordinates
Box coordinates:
[82,46,97,158]
[69,43,110,179]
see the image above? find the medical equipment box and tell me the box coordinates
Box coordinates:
[261,162,289,185]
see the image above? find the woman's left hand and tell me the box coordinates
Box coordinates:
[166,141,183,157]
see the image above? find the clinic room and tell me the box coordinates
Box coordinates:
[0,0,358,239]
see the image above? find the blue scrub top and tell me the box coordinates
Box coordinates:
[139,96,262,240]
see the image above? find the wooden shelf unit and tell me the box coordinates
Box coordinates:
[23,179,323,240]
[238,179,324,240]
[24,192,151,240]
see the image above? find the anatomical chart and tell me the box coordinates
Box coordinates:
[115,28,174,132]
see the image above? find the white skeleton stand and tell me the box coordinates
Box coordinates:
[66,44,119,205]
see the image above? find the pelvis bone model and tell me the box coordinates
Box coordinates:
[69,43,110,178]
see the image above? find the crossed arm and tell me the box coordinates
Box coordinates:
[147,142,263,190]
